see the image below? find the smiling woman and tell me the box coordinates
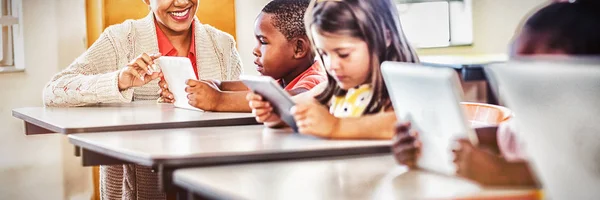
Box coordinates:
[45,0,242,199]
[85,0,236,49]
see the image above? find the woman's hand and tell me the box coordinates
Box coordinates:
[157,75,174,103]
[118,53,161,91]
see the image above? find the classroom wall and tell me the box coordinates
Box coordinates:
[234,0,271,76]
[0,0,92,200]
[418,0,548,56]
[233,0,549,73]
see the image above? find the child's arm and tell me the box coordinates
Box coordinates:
[499,161,539,187]
[454,139,539,187]
[331,111,397,139]
[209,80,249,91]
[291,100,396,139]
[185,80,251,112]
[474,126,501,155]
[212,91,252,112]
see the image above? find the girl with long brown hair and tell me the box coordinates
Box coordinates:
[248,0,419,139]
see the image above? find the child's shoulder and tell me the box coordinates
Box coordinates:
[291,64,327,90]
[298,73,327,85]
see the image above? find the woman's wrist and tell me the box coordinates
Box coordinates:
[117,69,131,91]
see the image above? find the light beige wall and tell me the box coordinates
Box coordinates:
[0,0,91,199]
[418,0,549,55]
[234,0,550,73]
[235,0,271,76]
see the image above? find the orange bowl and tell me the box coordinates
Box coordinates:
[461,102,512,128]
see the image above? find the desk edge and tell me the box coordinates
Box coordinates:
[12,109,64,134]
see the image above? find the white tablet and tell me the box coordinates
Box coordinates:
[486,59,600,199]
[240,75,298,132]
[155,56,203,112]
[382,61,477,176]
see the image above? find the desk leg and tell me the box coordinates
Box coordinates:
[178,190,208,200]
[175,190,189,200]
[24,122,54,135]
[159,166,197,200]
[158,165,175,192]
[74,146,81,157]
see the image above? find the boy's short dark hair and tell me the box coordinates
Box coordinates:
[261,0,311,41]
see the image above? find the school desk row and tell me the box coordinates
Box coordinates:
[12,101,538,200]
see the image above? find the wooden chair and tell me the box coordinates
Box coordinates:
[92,166,99,200]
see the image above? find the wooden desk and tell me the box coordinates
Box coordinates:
[12,101,258,135]
[174,154,539,200]
[68,125,392,191]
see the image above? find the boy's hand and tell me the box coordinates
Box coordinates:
[453,139,506,185]
[185,79,222,111]
[157,74,174,103]
[246,92,283,124]
[392,121,421,169]
[291,100,339,138]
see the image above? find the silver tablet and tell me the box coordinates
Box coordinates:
[240,75,298,132]
[382,61,477,176]
[486,59,600,199]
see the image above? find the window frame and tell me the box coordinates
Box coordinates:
[395,0,473,49]
[0,0,22,73]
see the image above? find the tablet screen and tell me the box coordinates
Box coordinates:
[155,56,203,112]
[241,75,297,132]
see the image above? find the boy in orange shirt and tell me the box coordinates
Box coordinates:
[159,0,325,112]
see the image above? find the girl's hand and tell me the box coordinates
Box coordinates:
[291,100,339,138]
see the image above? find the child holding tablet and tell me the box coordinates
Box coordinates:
[159,0,326,112]
[248,0,419,139]
[394,0,600,186]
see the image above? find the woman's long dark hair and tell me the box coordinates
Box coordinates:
[306,0,419,114]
